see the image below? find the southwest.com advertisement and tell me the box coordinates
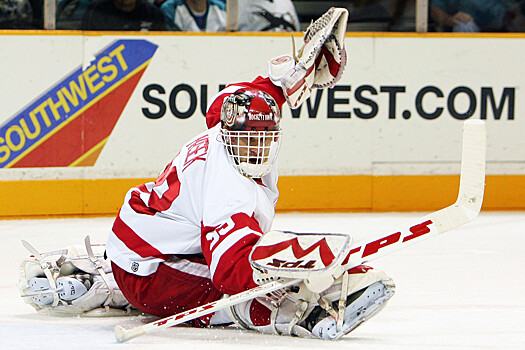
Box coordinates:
[0,34,523,214]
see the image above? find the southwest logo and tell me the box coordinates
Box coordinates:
[0,39,158,168]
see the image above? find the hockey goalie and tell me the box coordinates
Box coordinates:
[18,8,396,340]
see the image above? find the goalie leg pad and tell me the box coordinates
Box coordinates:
[227,266,395,340]
[307,279,394,340]
[18,239,134,317]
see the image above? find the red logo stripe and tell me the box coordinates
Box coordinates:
[285,64,315,96]
[315,46,340,77]
[10,66,147,168]
[252,237,336,267]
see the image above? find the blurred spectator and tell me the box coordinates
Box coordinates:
[81,0,167,31]
[237,0,299,32]
[160,0,225,31]
[57,0,92,30]
[430,0,515,32]
[151,0,167,6]
[28,0,42,28]
[56,0,93,30]
[503,1,525,31]
[0,0,33,28]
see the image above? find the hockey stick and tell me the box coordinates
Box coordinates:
[115,120,486,343]
[341,120,486,267]
[114,278,302,342]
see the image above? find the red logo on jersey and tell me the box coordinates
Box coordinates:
[183,135,209,171]
[251,237,336,267]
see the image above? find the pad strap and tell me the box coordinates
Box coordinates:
[22,240,65,307]
[84,236,115,309]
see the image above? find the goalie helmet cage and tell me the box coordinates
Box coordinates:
[114,120,486,343]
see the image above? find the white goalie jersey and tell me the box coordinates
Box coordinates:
[106,124,279,293]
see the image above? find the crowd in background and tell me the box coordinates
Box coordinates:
[0,0,300,31]
[430,0,525,32]
[2,0,525,32]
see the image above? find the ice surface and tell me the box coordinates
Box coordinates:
[1,212,524,349]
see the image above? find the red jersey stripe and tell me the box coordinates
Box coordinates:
[112,213,166,259]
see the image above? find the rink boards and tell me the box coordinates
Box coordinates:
[0,31,523,216]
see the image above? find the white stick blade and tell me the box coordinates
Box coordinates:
[456,120,486,220]
[115,324,145,343]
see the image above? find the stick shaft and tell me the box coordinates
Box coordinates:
[115,278,301,342]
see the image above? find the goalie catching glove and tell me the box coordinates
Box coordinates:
[268,7,348,109]
[18,238,134,317]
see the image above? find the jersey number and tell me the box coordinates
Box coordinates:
[149,164,181,212]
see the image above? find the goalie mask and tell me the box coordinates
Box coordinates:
[219,89,282,178]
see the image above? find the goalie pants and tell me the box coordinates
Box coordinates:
[111,254,223,326]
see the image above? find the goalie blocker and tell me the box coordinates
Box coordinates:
[228,230,395,339]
